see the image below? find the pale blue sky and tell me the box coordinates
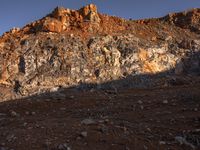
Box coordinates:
[1,0,200,35]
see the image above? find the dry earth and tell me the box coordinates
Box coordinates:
[0,84,200,150]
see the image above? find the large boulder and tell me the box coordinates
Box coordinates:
[42,18,64,33]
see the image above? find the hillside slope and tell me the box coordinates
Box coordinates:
[0,4,200,150]
[0,4,200,100]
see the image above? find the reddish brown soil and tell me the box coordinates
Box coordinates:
[0,85,199,150]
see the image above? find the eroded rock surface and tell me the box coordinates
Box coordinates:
[0,4,200,100]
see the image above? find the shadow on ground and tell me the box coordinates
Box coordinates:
[0,51,199,150]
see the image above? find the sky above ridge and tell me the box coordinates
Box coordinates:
[1,0,200,35]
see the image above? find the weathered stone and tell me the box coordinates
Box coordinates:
[81,119,96,125]
[80,131,87,138]
[57,143,71,150]
[42,18,63,33]
[0,4,200,100]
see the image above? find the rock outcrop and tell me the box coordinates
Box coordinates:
[162,8,200,33]
[31,4,101,33]
[0,4,200,100]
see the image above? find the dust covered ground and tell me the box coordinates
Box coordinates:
[0,85,200,150]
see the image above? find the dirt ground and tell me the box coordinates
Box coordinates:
[0,85,200,150]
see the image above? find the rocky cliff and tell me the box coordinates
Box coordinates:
[0,4,200,100]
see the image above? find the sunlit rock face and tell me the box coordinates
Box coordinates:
[33,4,101,33]
[0,4,200,100]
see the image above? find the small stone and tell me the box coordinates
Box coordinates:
[25,111,30,115]
[6,134,16,142]
[175,136,185,144]
[146,128,151,132]
[81,119,96,125]
[69,95,74,99]
[104,119,109,123]
[58,143,71,150]
[143,145,148,150]
[23,122,27,127]
[175,136,196,149]
[50,87,59,92]
[163,100,168,104]
[159,141,166,145]
[35,124,40,128]
[98,125,108,133]
[137,100,143,104]
[194,108,198,111]
[80,131,87,138]
[31,112,36,115]
[10,111,19,117]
